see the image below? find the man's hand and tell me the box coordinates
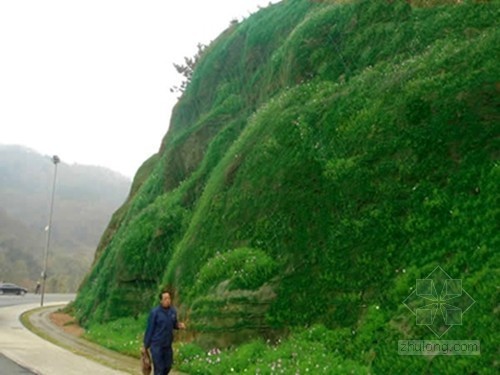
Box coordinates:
[178,322,186,329]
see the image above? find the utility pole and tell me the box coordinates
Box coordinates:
[41,155,60,307]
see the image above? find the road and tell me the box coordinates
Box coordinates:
[0,293,76,309]
[0,352,34,374]
[0,294,129,375]
[0,293,76,374]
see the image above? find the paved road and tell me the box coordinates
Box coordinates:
[0,353,34,374]
[0,293,75,309]
[0,296,128,375]
[0,294,75,375]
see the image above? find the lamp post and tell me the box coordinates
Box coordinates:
[41,155,60,307]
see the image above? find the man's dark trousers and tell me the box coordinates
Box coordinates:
[151,345,173,375]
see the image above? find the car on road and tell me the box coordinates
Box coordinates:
[0,283,28,295]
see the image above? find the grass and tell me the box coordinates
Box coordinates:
[73,0,499,373]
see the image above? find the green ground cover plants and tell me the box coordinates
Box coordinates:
[73,0,499,373]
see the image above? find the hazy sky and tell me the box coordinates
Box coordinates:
[0,0,279,178]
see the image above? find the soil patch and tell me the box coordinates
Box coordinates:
[49,311,85,337]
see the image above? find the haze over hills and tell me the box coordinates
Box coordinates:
[0,144,131,291]
[74,0,498,373]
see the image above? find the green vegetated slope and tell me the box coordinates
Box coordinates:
[74,0,499,373]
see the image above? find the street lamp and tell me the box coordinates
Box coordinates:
[41,155,60,307]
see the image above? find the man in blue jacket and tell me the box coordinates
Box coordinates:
[143,290,186,375]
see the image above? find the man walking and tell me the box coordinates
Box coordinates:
[143,290,186,375]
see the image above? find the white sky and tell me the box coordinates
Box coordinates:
[0,0,279,178]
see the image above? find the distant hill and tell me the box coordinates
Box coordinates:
[0,144,131,291]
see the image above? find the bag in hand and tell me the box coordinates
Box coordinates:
[141,347,152,375]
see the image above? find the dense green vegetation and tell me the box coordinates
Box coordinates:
[0,145,130,291]
[74,0,499,373]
